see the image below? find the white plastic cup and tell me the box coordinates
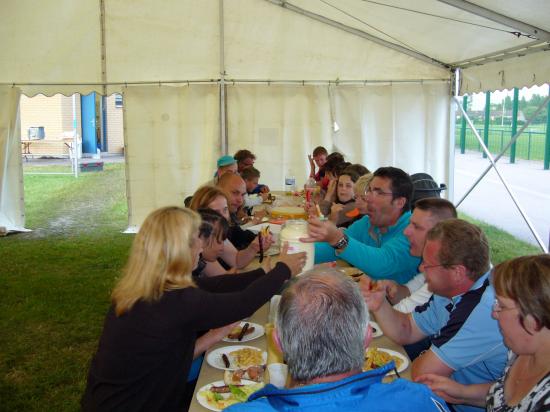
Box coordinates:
[268,363,288,388]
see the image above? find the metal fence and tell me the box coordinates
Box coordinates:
[455,126,547,161]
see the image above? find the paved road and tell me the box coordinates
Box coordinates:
[453,152,550,249]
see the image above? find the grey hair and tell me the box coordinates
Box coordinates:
[276,268,369,382]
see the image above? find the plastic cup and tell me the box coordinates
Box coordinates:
[268,363,288,388]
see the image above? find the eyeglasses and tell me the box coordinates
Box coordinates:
[492,299,518,314]
[421,262,458,271]
[365,187,393,197]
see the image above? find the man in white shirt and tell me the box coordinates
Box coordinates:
[368,198,457,313]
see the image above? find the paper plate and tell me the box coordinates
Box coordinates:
[364,348,409,375]
[206,345,267,371]
[222,322,265,343]
[196,379,258,411]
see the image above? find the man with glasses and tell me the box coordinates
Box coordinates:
[304,166,419,284]
[361,219,507,412]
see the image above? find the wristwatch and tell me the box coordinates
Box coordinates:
[331,233,349,250]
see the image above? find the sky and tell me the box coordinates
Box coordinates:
[470,84,549,111]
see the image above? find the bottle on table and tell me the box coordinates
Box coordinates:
[284,171,296,195]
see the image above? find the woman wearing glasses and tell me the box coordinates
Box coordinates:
[417,254,550,411]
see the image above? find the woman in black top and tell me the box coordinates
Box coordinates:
[82,206,305,411]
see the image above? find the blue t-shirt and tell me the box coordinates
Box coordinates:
[412,271,507,412]
[314,212,420,284]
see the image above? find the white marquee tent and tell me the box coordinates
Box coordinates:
[1,0,549,231]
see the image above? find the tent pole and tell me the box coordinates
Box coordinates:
[219,0,228,155]
[437,0,550,41]
[4,79,448,87]
[99,0,107,97]
[72,94,79,178]
[482,92,490,159]
[451,40,549,70]
[447,69,459,202]
[454,96,549,252]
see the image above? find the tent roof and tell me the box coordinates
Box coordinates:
[1,0,549,95]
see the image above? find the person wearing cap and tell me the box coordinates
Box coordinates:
[205,155,238,186]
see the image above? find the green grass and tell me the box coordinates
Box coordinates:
[0,162,543,411]
[454,124,548,161]
[0,163,133,411]
[459,213,541,264]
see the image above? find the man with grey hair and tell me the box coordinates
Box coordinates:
[227,269,448,411]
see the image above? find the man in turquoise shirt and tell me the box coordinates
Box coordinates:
[304,166,420,284]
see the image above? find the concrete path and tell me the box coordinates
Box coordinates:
[453,151,550,249]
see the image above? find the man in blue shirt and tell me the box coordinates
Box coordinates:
[303,166,420,284]
[227,268,448,412]
[361,219,507,412]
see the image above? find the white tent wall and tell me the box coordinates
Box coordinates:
[124,85,219,229]
[226,85,333,192]
[104,0,220,88]
[121,82,450,229]
[330,82,450,184]
[0,86,26,232]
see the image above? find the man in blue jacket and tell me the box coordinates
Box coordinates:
[226,269,449,412]
[303,166,420,284]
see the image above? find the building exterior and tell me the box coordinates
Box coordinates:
[19,94,124,157]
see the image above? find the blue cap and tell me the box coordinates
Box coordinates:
[217,155,236,167]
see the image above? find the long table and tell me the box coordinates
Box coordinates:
[189,299,412,412]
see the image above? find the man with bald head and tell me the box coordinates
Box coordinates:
[217,173,256,249]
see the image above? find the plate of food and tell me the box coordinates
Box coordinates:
[369,321,383,338]
[222,322,265,343]
[363,347,408,374]
[196,380,265,411]
[206,345,267,371]
[223,365,265,384]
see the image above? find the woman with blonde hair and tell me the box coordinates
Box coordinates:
[82,206,305,411]
[417,254,550,411]
[189,186,273,276]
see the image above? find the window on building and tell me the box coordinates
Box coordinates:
[114,94,123,108]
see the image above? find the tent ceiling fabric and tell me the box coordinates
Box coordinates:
[287,0,534,64]
[225,0,449,80]
[105,0,220,84]
[1,0,549,94]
